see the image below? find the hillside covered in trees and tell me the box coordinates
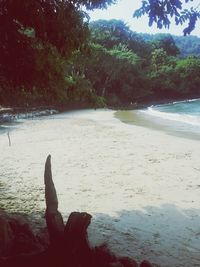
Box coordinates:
[0,0,200,108]
[140,33,200,58]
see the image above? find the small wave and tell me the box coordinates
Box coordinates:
[150,98,200,108]
[188,98,200,102]
[141,107,200,127]
[171,98,200,105]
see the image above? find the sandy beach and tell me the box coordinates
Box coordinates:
[0,109,200,266]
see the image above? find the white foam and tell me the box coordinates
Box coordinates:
[170,98,200,105]
[141,107,200,127]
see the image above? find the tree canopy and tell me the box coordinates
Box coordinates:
[90,19,151,57]
[0,0,200,107]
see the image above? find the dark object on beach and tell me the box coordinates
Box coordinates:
[140,260,153,267]
[0,155,154,267]
[44,155,64,246]
[7,132,11,146]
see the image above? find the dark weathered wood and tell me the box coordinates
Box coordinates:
[65,212,92,241]
[44,155,58,212]
[64,211,92,266]
[140,261,153,267]
[44,155,64,246]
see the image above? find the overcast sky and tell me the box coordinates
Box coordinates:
[88,0,200,37]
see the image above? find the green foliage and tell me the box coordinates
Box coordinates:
[149,65,180,97]
[151,48,169,69]
[65,73,104,107]
[173,35,200,58]
[72,0,116,10]
[0,0,90,57]
[140,33,200,58]
[175,56,200,94]
[151,35,180,56]
[64,39,150,107]
[0,0,112,106]
[134,0,200,35]
[90,20,151,58]
[90,19,132,48]
[108,44,140,64]
[148,49,200,98]
[0,1,200,108]
[0,0,87,104]
[85,43,149,105]
[148,48,179,97]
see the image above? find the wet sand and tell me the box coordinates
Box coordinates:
[115,109,200,140]
[1,109,200,266]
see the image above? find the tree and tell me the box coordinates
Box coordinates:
[173,35,200,58]
[70,43,150,105]
[148,48,179,97]
[134,0,200,35]
[151,35,180,56]
[0,0,115,104]
[90,19,151,58]
[0,0,199,106]
[175,56,200,94]
[0,0,116,57]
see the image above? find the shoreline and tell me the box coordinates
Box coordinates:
[115,108,200,141]
[1,94,199,113]
[0,94,199,127]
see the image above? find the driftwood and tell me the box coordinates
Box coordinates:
[44,155,64,246]
[0,155,153,267]
[44,155,153,267]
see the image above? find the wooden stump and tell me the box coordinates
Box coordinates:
[44,155,64,247]
[0,155,153,267]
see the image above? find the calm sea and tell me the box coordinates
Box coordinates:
[139,99,200,138]
[116,99,200,139]
[146,99,200,125]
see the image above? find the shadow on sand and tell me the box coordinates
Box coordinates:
[89,204,200,267]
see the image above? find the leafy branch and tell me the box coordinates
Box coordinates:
[133,0,200,35]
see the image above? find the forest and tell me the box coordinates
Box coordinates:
[0,0,200,109]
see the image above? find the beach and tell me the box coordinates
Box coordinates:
[0,109,200,266]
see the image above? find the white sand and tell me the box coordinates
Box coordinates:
[1,109,200,266]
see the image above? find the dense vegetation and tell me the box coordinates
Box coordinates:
[141,33,200,58]
[0,0,200,108]
[75,20,200,106]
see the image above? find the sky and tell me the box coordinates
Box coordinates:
[88,0,200,37]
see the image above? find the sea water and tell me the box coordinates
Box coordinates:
[137,98,200,139]
[146,99,200,126]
